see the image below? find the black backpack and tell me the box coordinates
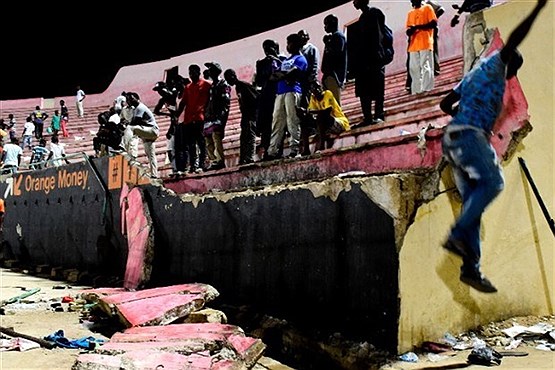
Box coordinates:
[378,22,394,65]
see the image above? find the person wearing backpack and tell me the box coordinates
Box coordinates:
[350,0,390,127]
[406,0,438,95]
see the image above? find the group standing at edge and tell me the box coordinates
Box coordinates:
[0,0,441,177]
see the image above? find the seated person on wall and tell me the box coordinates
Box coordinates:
[122,92,160,178]
[93,107,125,157]
[296,81,350,153]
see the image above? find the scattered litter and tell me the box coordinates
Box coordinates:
[44,330,105,350]
[497,350,528,357]
[467,346,503,366]
[426,353,451,362]
[442,332,458,346]
[504,338,522,350]
[0,337,41,352]
[1,288,41,306]
[398,351,418,362]
[337,171,366,178]
[535,342,555,351]
[501,323,554,339]
[421,341,451,353]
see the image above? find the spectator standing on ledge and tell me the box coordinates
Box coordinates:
[405,0,445,92]
[153,78,190,176]
[406,0,438,95]
[75,85,86,118]
[349,0,387,126]
[266,33,308,160]
[298,29,320,107]
[253,39,286,160]
[321,14,347,106]
[439,0,547,293]
[203,62,231,171]
[175,64,211,175]
[224,68,259,165]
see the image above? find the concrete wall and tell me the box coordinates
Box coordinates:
[398,0,554,352]
[0,158,127,276]
[0,158,404,352]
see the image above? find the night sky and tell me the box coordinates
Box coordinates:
[1,1,351,101]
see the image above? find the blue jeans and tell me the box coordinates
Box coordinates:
[442,127,504,274]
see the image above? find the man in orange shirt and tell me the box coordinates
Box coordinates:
[406,0,438,94]
[0,198,5,232]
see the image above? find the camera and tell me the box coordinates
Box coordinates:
[153,81,175,100]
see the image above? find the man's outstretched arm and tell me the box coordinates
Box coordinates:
[501,0,547,61]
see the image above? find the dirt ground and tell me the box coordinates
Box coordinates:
[0,268,294,370]
[0,268,553,370]
[380,315,555,370]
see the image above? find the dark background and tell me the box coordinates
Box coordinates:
[1,1,351,101]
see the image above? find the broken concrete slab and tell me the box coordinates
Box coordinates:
[74,349,240,370]
[74,323,265,369]
[80,284,219,327]
[121,186,155,290]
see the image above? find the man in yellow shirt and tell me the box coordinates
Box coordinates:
[298,82,350,154]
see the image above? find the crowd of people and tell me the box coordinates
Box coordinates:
[0,96,75,175]
[0,0,497,181]
[0,0,451,178]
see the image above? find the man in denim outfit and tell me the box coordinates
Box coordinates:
[439,0,546,293]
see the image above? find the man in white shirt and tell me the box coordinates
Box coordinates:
[2,137,23,174]
[75,86,86,118]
